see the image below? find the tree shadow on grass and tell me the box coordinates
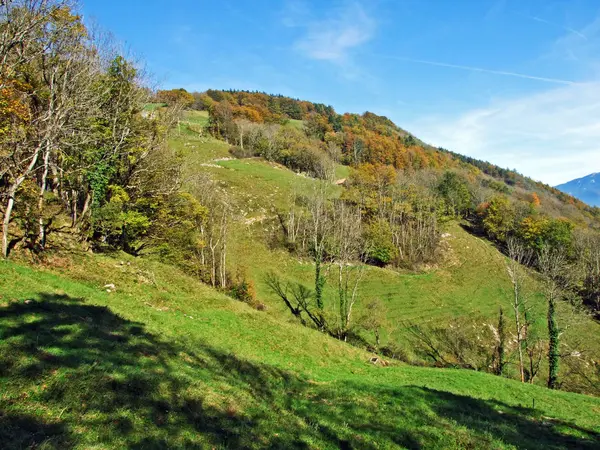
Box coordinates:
[0,293,598,449]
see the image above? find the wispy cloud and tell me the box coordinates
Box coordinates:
[370,54,577,85]
[405,81,600,185]
[289,2,375,62]
[534,16,587,40]
[520,13,588,40]
[550,14,600,74]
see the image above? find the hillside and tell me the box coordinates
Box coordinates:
[3,3,600,448]
[2,254,600,449]
[3,105,600,448]
[557,173,600,207]
[182,89,600,225]
[171,111,600,385]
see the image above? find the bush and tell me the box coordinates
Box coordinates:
[365,221,396,266]
[229,145,253,159]
[229,268,257,305]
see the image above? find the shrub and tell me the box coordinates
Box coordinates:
[229,268,257,305]
[365,221,396,266]
[229,145,253,159]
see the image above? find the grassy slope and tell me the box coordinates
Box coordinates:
[2,113,600,448]
[168,117,600,375]
[1,256,600,449]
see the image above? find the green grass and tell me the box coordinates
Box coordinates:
[286,119,304,130]
[1,256,599,449]
[173,128,600,383]
[143,103,167,111]
[182,109,209,127]
[4,114,599,448]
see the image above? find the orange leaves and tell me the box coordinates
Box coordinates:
[156,89,194,106]
[351,163,397,191]
[0,78,31,136]
[233,105,264,123]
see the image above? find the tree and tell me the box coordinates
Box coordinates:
[538,245,570,389]
[265,272,327,331]
[0,1,99,256]
[437,171,472,218]
[306,183,332,329]
[208,101,235,141]
[189,174,231,288]
[505,237,533,382]
[574,230,600,316]
[492,307,507,376]
[156,88,194,107]
[330,200,365,341]
[479,196,515,242]
[358,298,388,348]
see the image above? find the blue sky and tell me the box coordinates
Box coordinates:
[81,0,600,185]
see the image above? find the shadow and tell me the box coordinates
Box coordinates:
[1,293,598,449]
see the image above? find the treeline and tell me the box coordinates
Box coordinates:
[440,147,600,220]
[163,87,599,222]
[157,88,453,172]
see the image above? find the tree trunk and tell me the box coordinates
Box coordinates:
[547,296,560,389]
[514,303,525,382]
[38,143,51,248]
[2,193,16,258]
[2,143,43,258]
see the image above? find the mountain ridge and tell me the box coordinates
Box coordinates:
[557,172,600,207]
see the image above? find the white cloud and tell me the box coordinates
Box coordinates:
[546,14,600,76]
[403,12,600,187]
[291,2,375,62]
[405,81,600,186]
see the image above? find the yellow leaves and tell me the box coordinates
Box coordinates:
[50,6,87,37]
[519,216,548,243]
[108,185,130,204]
[0,78,32,128]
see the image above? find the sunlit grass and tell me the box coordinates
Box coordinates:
[1,256,599,448]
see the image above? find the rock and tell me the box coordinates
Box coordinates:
[369,356,390,367]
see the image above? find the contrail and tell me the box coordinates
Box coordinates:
[527,15,587,40]
[371,54,577,85]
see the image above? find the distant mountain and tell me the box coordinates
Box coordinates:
[556,173,600,206]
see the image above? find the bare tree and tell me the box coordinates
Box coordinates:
[188,173,231,288]
[331,201,367,341]
[358,298,389,348]
[505,237,533,382]
[235,118,253,152]
[330,200,365,340]
[0,0,100,256]
[265,272,328,331]
[306,182,332,329]
[574,230,600,316]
